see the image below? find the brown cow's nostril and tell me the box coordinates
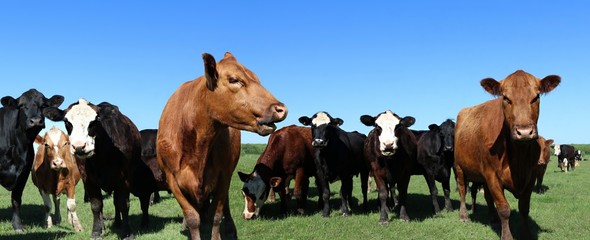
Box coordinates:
[274,104,287,121]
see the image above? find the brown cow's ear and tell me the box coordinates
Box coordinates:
[481,78,502,96]
[46,95,65,108]
[299,116,312,126]
[223,52,236,61]
[202,53,218,91]
[269,177,282,188]
[546,139,554,146]
[540,75,561,94]
[360,115,375,126]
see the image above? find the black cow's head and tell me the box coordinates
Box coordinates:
[299,111,343,149]
[431,119,455,153]
[360,110,415,156]
[1,89,64,132]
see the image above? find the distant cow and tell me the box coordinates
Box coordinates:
[32,127,83,231]
[0,89,64,233]
[454,70,560,240]
[534,137,554,193]
[45,99,158,240]
[238,125,318,219]
[139,129,169,204]
[360,110,417,223]
[555,144,577,172]
[299,111,369,217]
[156,52,287,240]
[415,119,456,213]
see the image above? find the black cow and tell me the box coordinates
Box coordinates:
[555,144,577,172]
[415,119,456,213]
[139,129,169,205]
[45,99,157,240]
[299,111,369,217]
[360,110,417,223]
[0,89,64,233]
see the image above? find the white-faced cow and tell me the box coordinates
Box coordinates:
[299,111,369,217]
[238,125,318,219]
[45,99,158,240]
[157,52,287,240]
[0,89,64,233]
[555,144,577,172]
[415,119,456,213]
[32,126,83,231]
[360,110,417,223]
[454,70,560,240]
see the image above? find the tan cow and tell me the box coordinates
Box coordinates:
[32,126,82,232]
[157,52,287,240]
[454,70,560,240]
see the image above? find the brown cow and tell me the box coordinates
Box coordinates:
[238,125,318,219]
[32,126,82,232]
[534,137,554,193]
[455,70,560,240]
[157,52,287,240]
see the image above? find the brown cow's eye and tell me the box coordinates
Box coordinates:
[531,94,540,104]
[503,95,512,104]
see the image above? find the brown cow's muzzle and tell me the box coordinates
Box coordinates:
[256,103,288,136]
[512,124,538,141]
[51,158,67,170]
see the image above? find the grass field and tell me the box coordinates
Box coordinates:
[1,144,589,239]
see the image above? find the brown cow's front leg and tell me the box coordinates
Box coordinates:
[66,185,83,232]
[293,168,308,215]
[518,183,535,240]
[455,165,469,222]
[486,178,513,240]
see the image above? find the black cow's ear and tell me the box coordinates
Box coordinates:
[333,118,344,126]
[46,95,65,108]
[238,172,250,182]
[401,116,415,127]
[360,115,375,126]
[1,96,17,108]
[202,53,218,91]
[299,116,312,126]
[481,78,501,96]
[428,124,439,131]
[43,107,65,121]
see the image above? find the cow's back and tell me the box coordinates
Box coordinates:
[455,98,505,182]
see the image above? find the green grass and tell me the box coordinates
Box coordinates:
[1,144,590,239]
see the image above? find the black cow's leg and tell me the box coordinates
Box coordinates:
[360,170,369,210]
[340,177,352,216]
[442,177,453,211]
[113,189,122,228]
[397,174,411,221]
[423,173,440,213]
[139,193,151,228]
[11,185,25,233]
[376,177,390,224]
[277,182,289,215]
[87,183,104,240]
[116,189,133,240]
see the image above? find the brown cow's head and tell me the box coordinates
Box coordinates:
[39,127,71,170]
[202,52,287,136]
[360,110,415,156]
[538,137,554,165]
[481,70,560,142]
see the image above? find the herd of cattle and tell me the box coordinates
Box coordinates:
[0,52,585,240]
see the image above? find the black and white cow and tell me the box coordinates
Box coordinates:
[415,119,456,213]
[360,110,417,223]
[299,112,369,217]
[45,99,157,240]
[0,89,64,233]
[554,144,577,172]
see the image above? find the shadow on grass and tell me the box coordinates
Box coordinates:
[0,232,75,240]
[0,204,47,229]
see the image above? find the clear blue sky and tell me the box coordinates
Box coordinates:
[1,1,588,144]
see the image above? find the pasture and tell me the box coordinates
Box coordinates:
[1,144,589,239]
